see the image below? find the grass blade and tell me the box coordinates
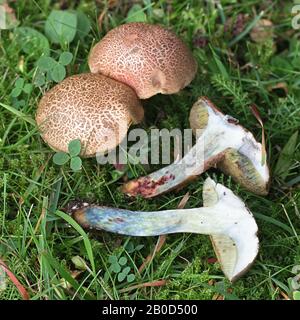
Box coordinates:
[55,210,96,275]
[42,252,95,300]
[0,102,36,126]
[229,11,264,47]
[274,131,298,179]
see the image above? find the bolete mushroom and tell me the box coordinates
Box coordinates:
[88,22,197,99]
[67,177,259,281]
[122,97,270,197]
[36,73,144,157]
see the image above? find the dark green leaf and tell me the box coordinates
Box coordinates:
[10,87,22,98]
[15,27,50,57]
[53,152,70,165]
[108,255,118,264]
[68,139,81,157]
[18,100,26,108]
[211,48,229,79]
[111,170,124,181]
[122,266,130,275]
[126,4,147,23]
[15,78,24,88]
[50,63,66,83]
[34,71,46,87]
[46,70,53,81]
[71,256,88,271]
[12,99,25,109]
[127,274,135,282]
[135,244,144,251]
[111,263,121,273]
[118,257,127,266]
[59,51,73,66]
[75,11,91,40]
[117,272,127,282]
[274,131,298,179]
[45,10,77,44]
[23,83,33,94]
[37,56,57,72]
[125,242,134,253]
[70,156,82,171]
[293,291,300,300]
[127,171,134,179]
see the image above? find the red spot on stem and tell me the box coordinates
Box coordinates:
[123,173,176,197]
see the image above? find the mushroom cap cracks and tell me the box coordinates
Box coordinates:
[88,22,198,99]
[36,73,144,157]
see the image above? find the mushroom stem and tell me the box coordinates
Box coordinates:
[68,178,259,281]
[73,204,234,237]
[122,97,269,198]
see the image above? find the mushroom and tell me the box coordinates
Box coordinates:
[88,22,197,99]
[122,97,270,197]
[36,73,144,157]
[67,177,259,281]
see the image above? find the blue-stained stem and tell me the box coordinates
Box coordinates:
[73,205,233,237]
[69,177,259,282]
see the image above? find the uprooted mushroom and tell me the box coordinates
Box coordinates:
[122,96,270,197]
[67,177,259,282]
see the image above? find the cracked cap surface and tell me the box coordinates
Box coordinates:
[36,73,144,157]
[88,22,197,99]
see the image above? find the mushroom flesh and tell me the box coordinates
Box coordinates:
[122,97,270,197]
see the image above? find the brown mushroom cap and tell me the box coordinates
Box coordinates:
[36,73,144,157]
[88,22,197,99]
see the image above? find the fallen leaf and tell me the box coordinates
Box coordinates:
[233,14,248,36]
[250,19,273,43]
[193,34,208,48]
[208,279,215,286]
[177,192,190,209]
[0,1,19,29]
[207,257,218,264]
[119,279,167,293]
[250,104,267,165]
[267,82,288,95]
[138,235,166,273]
[97,8,107,31]
[279,289,290,300]
[0,258,29,300]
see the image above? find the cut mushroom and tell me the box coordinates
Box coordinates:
[88,22,197,99]
[68,177,259,281]
[36,73,144,157]
[122,97,269,197]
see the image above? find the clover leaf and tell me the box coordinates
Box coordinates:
[52,139,82,172]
